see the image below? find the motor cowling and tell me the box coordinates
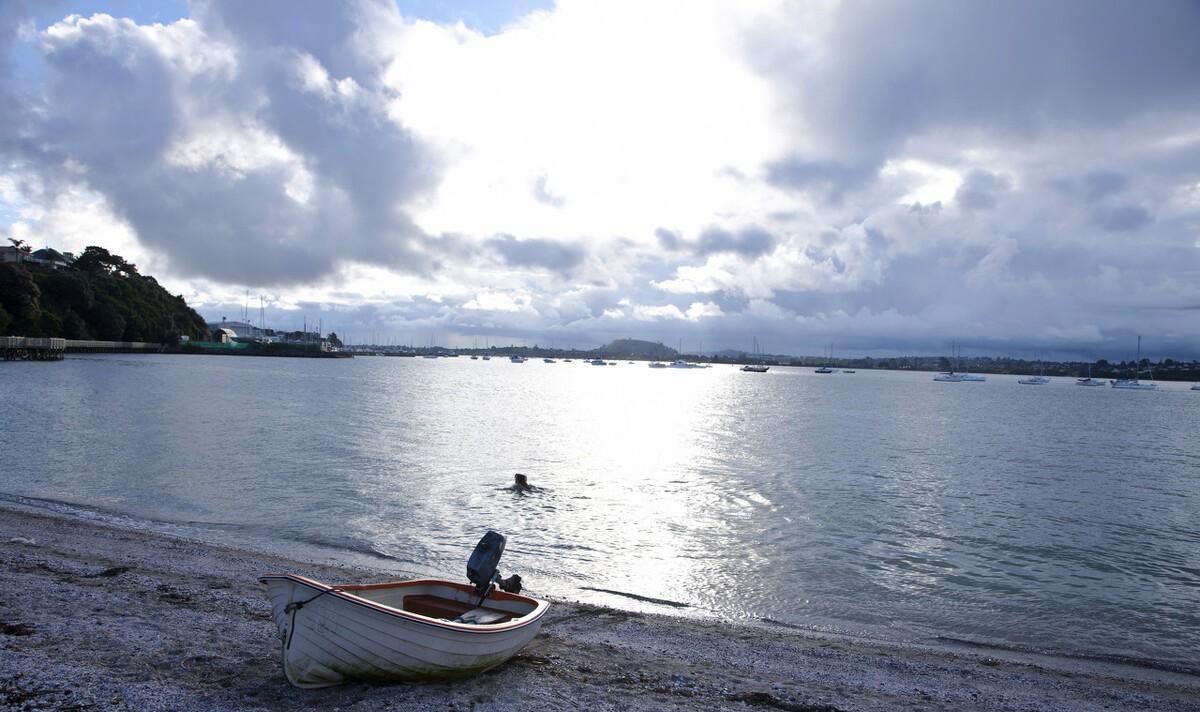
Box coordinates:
[467,530,506,595]
[466,531,526,604]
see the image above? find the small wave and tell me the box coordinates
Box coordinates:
[933,636,1200,677]
[0,491,415,572]
[288,531,408,564]
[580,586,689,608]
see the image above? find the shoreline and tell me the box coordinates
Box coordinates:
[2,505,1198,710]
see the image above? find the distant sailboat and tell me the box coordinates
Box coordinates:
[814,344,835,373]
[1076,364,1104,387]
[741,337,769,373]
[935,343,985,382]
[1018,357,1050,385]
[1111,336,1157,390]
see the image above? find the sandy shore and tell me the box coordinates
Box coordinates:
[1,504,1197,711]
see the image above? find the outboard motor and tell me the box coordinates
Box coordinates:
[466,531,523,605]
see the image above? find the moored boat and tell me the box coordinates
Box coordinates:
[1018,358,1050,385]
[1111,336,1157,390]
[1076,364,1104,386]
[741,337,769,372]
[260,533,548,688]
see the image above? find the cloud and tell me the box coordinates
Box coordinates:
[486,233,585,274]
[1092,203,1153,232]
[955,170,1010,211]
[2,1,1199,359]
[765,158,877,199]
[7,3,439,286]
[749,1,1200,180]
[1081,170,1128,203]
[694,225,777,259]
[531,174,565,208]
[655,227,682,251]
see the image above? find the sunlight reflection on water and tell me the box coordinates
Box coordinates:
[1,354,1198,666]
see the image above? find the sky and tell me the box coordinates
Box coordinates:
[1,0,1198,359]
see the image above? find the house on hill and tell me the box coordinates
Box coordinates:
[29,248,73,269]
[2,245,75,268]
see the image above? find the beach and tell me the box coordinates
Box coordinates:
[1,504,1196,711]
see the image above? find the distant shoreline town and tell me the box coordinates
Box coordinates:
[3,241,1199,379]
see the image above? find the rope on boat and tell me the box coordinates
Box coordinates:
[284,587,341,650]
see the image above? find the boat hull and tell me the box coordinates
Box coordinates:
[1111,380,1157,390]
[260,575,549,688]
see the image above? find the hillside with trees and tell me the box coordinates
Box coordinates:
[0,244,208,344]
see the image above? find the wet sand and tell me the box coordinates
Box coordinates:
[1,504,1197,711]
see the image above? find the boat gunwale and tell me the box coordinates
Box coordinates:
[259,573,550,635]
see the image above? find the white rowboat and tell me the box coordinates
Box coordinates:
[260,574,549,688]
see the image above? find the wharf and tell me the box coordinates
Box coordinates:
[1,336,66,361]
[2,337,163,360]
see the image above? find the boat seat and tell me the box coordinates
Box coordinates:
[453,608,510,625]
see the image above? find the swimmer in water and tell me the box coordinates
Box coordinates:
[507,473,537,493]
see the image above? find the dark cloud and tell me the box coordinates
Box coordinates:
[765,157,876,198]
[192,0,369,80]
[751,1,1200,193]
[4,2,438,287]
[0,1,43,157]
[654,227,681,250]
[487,234,585,274]
[955,170,1010,211]
[1080,170,1127,203]
[694,225,776,259]
[1092,203,1152,232]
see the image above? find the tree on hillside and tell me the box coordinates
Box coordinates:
[0,263,43,335]
[72,246,138,277]
[0,246,208,342]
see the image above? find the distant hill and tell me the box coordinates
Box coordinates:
[593,338,677,359]
[0,246,208,343]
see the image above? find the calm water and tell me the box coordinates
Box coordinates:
[2,354,1198,668]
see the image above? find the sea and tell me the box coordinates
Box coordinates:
[1,353,1197,671]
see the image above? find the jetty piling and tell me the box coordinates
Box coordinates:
[1,337,166,361]
[1,336,66,361]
